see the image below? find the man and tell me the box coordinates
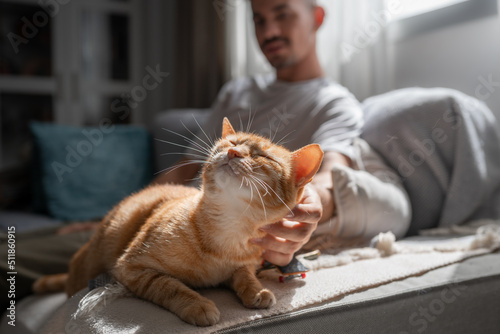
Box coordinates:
[155,0,364,266]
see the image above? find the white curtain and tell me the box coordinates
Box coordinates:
[81,11,111,124]
[224,0,272,80]
[225,0,401,101]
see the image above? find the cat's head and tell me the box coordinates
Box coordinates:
[201,118,323,222]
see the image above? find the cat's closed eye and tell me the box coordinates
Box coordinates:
[253,152,280,165]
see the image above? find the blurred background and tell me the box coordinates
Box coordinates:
[0,0,499,209]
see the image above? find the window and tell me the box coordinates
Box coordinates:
[387,0,495,40]
[387,0,469,20]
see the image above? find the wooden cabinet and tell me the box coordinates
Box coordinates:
[0,0,142,170]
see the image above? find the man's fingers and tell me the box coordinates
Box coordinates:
[259,220,315,243]
[285,203,322,224]
[251,234,301,254]
[261,250,293,267]
[252,234,295,266]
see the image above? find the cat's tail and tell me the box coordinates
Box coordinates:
[72,281,132,319]
[32,273,68,294]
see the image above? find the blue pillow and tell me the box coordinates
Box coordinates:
[30,122,153,221]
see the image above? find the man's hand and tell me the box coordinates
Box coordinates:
[251,184,322,266]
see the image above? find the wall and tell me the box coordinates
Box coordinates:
[389,1,500,124]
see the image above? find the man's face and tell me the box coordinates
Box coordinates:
[251,0,317,69]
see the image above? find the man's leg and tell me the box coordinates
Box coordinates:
[362,87,500,234]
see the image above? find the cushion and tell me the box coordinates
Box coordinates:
[30,122,153,221]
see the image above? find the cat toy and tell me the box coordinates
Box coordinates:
[258,250,320,283]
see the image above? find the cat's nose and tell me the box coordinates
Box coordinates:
[227,147,243,160]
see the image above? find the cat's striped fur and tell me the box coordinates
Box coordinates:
[33,118,323,326]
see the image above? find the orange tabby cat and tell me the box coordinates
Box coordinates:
[33,118,323,326]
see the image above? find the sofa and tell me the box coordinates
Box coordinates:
[1,105,499,334]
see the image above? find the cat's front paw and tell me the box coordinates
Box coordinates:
[243,288,276,309]
[179,299,220,327]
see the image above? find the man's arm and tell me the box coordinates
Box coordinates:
[152,157,202,185]
[310,151,351,223]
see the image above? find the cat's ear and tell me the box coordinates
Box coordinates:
[292,144,324,187]
[222,117,236,138]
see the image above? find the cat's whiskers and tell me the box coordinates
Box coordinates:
[249,178,267,221]
[275,130,296,147]
[248,174,270,197]
[186,176,202,184]
[246,106,256,133]
[154,138,210,158]
[248,161,266,176]
[249,169,266,177]
[162,128,212,157]
[180,121,215,154]
[267,117,273,140]
[192,114,216,148]
[160,152,208,160]
[249,175,294,216]
[250,161,264,168]
[271,119,282,143]
[238,112,244,134]
[241,176,254,215]
[154,159,209,176]
[241,160,253,174]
